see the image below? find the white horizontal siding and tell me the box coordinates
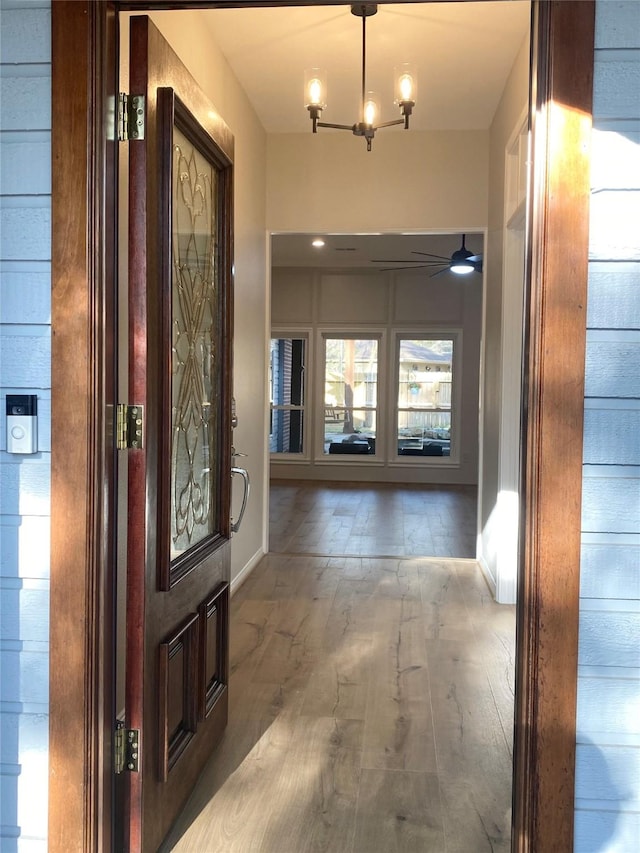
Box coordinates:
[0,8,50,63]
[0,71,51,132]
[0,517,50,579]
[583,406,640,465]
[575,743,640,802]
[581,539,640,600]
[584,331,640,398]
[592,51,640,120]
[0,327,50,388]
[589,190,640,260]
[0,584,49,642]
[577,2,640,847]
[577,675,640,738]
[587,262,640,329]
[0,711,48,845]
[595,1,640,49]
[0,137,51,196]
[0,204,51,261]
[578,610,640,669]
[591,127,640,190]
[0,457,50,517]
[581,471,640,534]
[575,809,640,853]
[0,3,51,850]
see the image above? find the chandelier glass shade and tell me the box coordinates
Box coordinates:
[304,4,417,151]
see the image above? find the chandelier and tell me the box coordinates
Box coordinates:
[304,4,417,152]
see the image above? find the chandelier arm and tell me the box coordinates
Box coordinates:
[316,121,356,131]
[374,119,406,130]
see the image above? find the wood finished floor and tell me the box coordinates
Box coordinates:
[269,481,477,559]
[162,485,515,853]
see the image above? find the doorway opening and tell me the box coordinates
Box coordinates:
[268,230,487,561]
[117,3,526,848]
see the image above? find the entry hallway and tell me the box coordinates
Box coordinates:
[162,485,515,852]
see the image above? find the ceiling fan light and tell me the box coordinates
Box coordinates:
[450,261,475,275]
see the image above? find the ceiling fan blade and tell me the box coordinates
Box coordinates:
[467,254,483,263]
[429,267,451,278]
[371,259,428,264]
[411,250,451,261]
[377,264,435,272]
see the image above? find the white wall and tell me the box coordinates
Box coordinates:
[575,2,640,848]
[148,10,269,586]
[267,129,488,234]
[270,265,482,485]
[478,33,530,597]
[0,2,51,849]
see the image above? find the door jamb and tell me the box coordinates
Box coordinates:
[50,3,118,850]
[49,1,595,850]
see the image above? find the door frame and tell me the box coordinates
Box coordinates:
[49,1,595,850]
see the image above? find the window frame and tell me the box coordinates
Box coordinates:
[269,328,311,461]
[390,329,463,467]
[315,328,386,464]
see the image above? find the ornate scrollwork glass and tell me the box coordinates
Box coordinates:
[170,126,219,560]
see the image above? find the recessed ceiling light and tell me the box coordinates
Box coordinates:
[312,238,325,248]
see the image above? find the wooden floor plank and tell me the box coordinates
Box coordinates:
[352,769,445,852]
[426,638,513,852]
[259,717,363,853]
[300,635,373,720]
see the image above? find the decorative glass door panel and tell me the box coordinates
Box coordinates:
[156,87,233,590]
[171,124,220,560]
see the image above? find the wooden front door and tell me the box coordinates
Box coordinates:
[125,15,234,851]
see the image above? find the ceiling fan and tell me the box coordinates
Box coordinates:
[371,234,483,277]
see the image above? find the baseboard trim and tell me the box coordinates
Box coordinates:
[478,554,497,598]
[230,548,265,597]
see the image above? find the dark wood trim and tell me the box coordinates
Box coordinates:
[118,0,469,8]
[50,2,118,851]
[513,2,595,851]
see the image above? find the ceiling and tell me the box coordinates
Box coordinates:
[201,1,530,134]
[270,231,485,271]
[193,1,530,270]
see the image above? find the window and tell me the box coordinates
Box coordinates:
[270,336,306,454]
[322,336,378,456]
[396,337,454,458]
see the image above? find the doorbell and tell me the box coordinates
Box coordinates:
[6,395,38,454]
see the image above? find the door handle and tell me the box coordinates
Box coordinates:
[231,466,250,533]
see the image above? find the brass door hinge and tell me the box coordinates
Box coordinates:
[116,404,144,450]
[115,722,140,774]
[118,93,145,141]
